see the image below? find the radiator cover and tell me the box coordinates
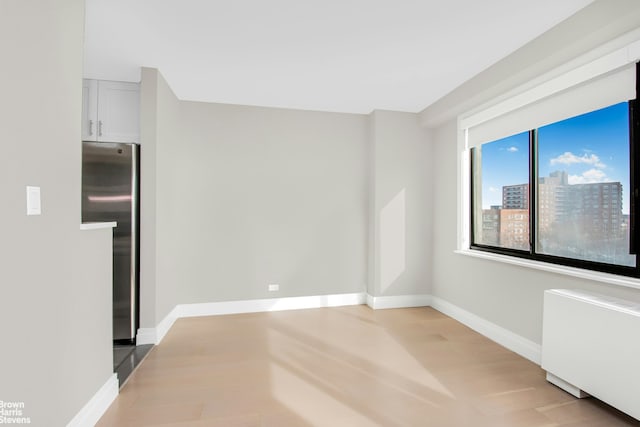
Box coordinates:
[542,289,640,421]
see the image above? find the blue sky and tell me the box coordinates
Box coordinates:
[479,102,630,213]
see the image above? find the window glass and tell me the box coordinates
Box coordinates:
[472,132,530,250]
[536,102,634,266]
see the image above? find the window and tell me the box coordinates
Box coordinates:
[470,101,638,276]
[463,50,640,278]
[471,132,529,251]
[536,103,634,267]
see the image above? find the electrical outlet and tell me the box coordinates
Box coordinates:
[268,284,279,292]
[26,186,41,216]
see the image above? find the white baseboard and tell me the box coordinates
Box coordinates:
[156,306,179,343]
[135,327,157,346]
[136,306,179,345]
[430,296,542,364]
[66,373,118,427]
[366,294,431,309]
[178,292,366,318]
[138,292,366,345]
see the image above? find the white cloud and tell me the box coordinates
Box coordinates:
[550,151,606,169]
[568,168,609,184]
[507,146,518,153]
[489,186,499,193]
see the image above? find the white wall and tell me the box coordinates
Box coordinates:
[139,68,159,329]
[139,69,436,325]
[139,67,183,328]
[425,0,640,345]
[141,69,372,323]
[166,101,369,312]
[0,0,114,424]
[368,110,431,297]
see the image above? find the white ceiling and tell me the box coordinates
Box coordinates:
[84,0,594,114]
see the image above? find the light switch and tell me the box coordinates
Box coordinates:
[26,186,41,215]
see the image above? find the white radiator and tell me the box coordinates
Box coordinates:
[542,289,640,421]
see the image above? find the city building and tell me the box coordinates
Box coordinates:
[482,171,625,258]
[503,183,529,209]
[538,171,569,235]
[500,208,530,250]
[481,205,501,246]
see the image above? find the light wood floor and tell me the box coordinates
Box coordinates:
[97,306,640,426]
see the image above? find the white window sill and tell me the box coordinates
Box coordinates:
[80,222,116,231]
[455,249,640,291]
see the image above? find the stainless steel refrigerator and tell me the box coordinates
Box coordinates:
[82,142,140,343]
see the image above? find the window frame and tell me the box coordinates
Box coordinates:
[469,98,640,278]
[455,37,640,288]
[469,131,534,258]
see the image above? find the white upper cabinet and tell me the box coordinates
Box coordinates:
[81,79,98,141]
[82,79,140,143]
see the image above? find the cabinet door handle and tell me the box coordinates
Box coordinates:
[89,120,94,136]
[98,120,103,137]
